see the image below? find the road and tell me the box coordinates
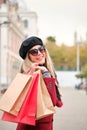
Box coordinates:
[0,87,87,130]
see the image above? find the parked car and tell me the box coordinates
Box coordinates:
[75,81,87,90]
[80,81,87,90]
[75,82,83,89]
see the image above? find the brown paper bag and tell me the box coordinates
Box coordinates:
[0,73,32,116]
[36,71,55,120]
[10,76,32,116]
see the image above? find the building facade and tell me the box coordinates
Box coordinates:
[0,0,38,88]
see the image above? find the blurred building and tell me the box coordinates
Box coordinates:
[0,0,38,88]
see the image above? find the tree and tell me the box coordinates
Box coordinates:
[76,65,87,83]
[47,36,56,43]
[44,37,87,71]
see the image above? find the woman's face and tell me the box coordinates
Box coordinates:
[28,45,46,65]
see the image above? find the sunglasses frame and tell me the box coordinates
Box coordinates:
[28,46,46,56]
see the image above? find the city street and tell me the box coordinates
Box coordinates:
[0,87,87,130]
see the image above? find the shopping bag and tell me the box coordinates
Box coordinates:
[2,73,39,126]
[36,71,55,120]
[0,73,32,116]
[10,77,33,116]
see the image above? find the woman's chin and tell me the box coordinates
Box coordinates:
[38,63,43,66]
[38,62,44,66]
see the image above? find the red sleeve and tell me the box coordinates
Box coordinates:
[43,78,63,107]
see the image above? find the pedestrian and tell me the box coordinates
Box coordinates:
[16,36,63,130]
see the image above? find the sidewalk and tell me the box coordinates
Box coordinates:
[54,87,87,130]
[0,87,87,130]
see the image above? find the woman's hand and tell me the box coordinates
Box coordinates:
[35,65,48,73]
[26,63,48,75]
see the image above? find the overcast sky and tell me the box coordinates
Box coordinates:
[24,0,87,46]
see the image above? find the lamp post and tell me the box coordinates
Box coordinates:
[0,21,10,87]
[76,41,80,72]
[76,39,83,72]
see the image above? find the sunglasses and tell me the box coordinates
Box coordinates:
[28,46,45,56]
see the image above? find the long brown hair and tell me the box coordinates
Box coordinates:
[19,47,62,97]
[19,47,59,86]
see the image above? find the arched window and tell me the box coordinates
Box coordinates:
[2,0,6,3]
[24,20,28,28]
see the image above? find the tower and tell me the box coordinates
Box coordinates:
[74,31,77,44]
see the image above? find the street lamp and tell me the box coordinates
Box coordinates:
[76,42,80,72]
[0,21,10,87]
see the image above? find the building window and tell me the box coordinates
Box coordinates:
[24,20,28,28]
[3,0,6,3]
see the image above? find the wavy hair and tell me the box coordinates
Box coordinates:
[19,46,62,97]
[19,47,59,87]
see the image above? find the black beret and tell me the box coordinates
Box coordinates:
[19,36,43,59]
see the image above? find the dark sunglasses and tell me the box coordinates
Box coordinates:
[28,46,45,56]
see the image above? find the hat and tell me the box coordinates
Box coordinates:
[19,36,43,59]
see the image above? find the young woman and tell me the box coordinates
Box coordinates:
[16,36,63,130]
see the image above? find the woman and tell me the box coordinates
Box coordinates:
[16,36,63,130]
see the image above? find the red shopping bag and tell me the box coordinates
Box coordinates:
[2,73,39,126]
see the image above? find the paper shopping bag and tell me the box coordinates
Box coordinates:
[0,73,32,115]
[2,73,39,126]
[36,71,55,120]
[10,76,33,116]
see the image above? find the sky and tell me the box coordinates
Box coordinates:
[24,0,87,46]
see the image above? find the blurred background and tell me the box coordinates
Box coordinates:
[0,1,87,130]
[0,0,87,90]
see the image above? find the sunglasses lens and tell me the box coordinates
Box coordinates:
[30,49,38,56]
[39,46,45,53]
[28,46,45,56]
